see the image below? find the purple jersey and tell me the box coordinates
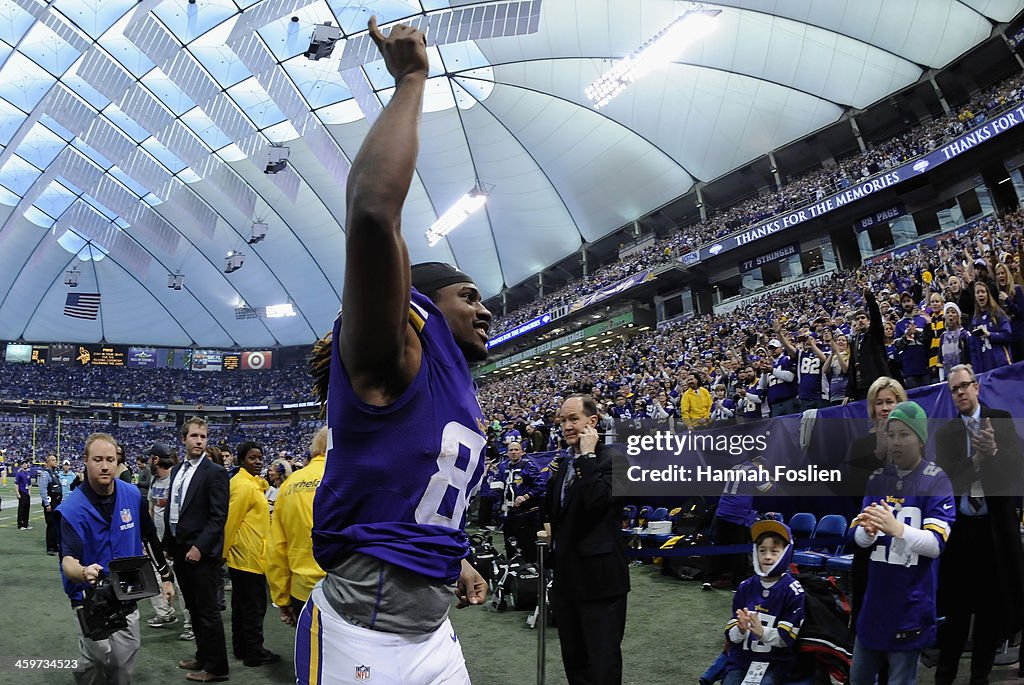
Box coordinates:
[312,289,487,583]
[765,354,797,404]
[716,462,772,526]
[856,460,954,652]
[725,573,805,670]
[796,350,824,401]
[738,384,762,419]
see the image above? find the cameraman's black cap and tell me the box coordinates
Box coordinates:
[146,442,173,459]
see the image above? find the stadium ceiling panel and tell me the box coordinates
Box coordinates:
[0,0,1019,347]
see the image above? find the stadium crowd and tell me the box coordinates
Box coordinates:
[476,210,1024,445]
[0,361,312,405]
[489,71,1024,334]
[0,418,320,474]
[1,209,1021,466]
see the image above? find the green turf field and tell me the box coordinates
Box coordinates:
[0,481,1013,684]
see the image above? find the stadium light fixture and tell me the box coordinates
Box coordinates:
[305,21,341,61]
[224,251,246,273]
[265,146,290,174]
[248,219,267,245]
[585,7,721,109]
[426,182,491,247]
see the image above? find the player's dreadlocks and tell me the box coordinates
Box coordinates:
[309,331,332,416]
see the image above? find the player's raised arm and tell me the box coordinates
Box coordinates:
[340,16,429,402]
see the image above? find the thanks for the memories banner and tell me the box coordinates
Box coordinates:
[696,102,1024,263]
[486,312,553,350]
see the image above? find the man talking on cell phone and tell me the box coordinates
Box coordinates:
[541,394,630,685]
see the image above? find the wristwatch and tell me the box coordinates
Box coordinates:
[581,452,597,459]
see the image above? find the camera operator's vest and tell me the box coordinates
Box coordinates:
[57,482,144,602]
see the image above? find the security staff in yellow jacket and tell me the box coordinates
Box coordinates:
[223,442,279,667]
[266,427,328,626]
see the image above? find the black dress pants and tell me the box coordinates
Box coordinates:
[709,517,749,588]
[175,551,229,676]
[44,507,58,552]
[936,515,1001,685]
[552,590,627,685]
[229,567,268,660]
[17,495,29,528]
[504,508,540,562]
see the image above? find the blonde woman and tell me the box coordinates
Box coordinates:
[845,376,908,493]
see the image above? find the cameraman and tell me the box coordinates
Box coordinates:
[57,432,174,685]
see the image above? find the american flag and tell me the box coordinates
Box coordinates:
[64,293,101,320]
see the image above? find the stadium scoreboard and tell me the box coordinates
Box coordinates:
[4,343,273,371]
[72,345,128,367]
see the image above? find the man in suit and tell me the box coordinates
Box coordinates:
[164,417,230,683]
[542,394,630,685]
[934,364,1024,685]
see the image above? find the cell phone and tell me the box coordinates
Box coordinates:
[972,328,984,336]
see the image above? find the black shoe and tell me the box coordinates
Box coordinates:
[47,550,57,556]
[243,651,281,667]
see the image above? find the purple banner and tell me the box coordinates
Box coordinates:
[854,203,907,232]
[739,242,799,273]
[567,270,656,314]
[616,363,1024,498]
[487,312,553,350]
[698,101,1024,262]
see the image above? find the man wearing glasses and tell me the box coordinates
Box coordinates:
[933,364,1024,685]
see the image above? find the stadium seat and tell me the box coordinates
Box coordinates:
[622,505,638,530]
[638,505,653,528]
[793,514,848,571]
[787,512,817,540]
[650,507,669,521]
[825,554,854,574]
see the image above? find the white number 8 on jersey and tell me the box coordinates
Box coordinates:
[415,422,486,528]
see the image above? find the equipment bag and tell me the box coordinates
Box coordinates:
[659,532,713,580]
[489,555,538,611]
[790,573,853,684]
[47,469,63,506]
[468,533,500,584]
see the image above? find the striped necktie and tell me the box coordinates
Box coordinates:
[966,418,984,513]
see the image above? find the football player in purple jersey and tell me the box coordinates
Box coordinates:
[298,16,492,685]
